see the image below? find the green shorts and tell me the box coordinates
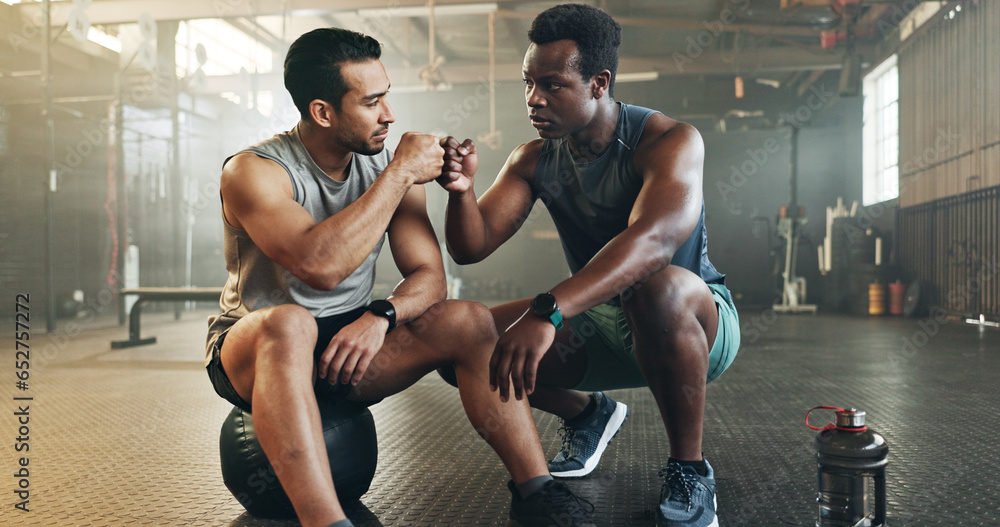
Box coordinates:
[568,283,740,391]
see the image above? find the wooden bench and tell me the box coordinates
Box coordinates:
[111,287,223,349]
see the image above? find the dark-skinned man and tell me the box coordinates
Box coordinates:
[437,5,740,526]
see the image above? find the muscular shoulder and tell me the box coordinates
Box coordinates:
[633,115,704,177]
[220,152,294,228]
[221,152,293,194]
[636,114,703,155]
[505,138,545,183]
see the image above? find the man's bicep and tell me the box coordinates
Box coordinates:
[630,124,705,242]
[387,186,444,277]
[222,155,317,269]
[477,145,539,247]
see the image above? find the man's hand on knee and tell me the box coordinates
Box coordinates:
[317,313,389,386]
[491,311,556,401]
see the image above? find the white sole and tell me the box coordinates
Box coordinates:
[550,401,630,478]
[655,495,719,527]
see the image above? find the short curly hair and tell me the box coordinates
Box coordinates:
[528,4,622,97]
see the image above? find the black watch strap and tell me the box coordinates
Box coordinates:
[367,299,397,333]
[530,292,564,330]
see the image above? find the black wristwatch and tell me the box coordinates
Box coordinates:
[367,299,397,333]
[530,292,564,330]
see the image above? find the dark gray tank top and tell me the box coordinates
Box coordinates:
[531,102,724,290]
[205,126,389,364]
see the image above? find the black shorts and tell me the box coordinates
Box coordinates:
[206,306,371,413]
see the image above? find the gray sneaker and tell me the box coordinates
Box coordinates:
[656,459,719,527]
[507,479,596,527]
[548,392,629,478]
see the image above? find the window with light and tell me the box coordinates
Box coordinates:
[862,54,898,205]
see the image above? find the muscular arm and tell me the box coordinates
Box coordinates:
[318,184,447,386]
[487,119,705,401]
[549,120,705,318]
[221,133,443,291]
[384,184,447,323]
[443,140,540,264]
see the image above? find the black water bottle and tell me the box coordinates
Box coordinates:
[807,406,888,527]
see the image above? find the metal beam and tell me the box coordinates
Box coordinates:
[18,0,514,26]
[857,3,892,27]
[495,8,829,38]
[42,0,57,332]
[225,17,286,52]
[400,49,843,83]
[190,44,846,95]
[0,15,118,71]
[114,71,126,325]
[4,95,119,106]
[796,69,826,97]
[23,0,832,41]
[781,0,833,7]
[322,13,413,66]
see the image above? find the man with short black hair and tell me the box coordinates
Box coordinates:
[438,5,740,526]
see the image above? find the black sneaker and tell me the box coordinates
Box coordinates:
[507,479,597,527]
[548,392,630,478]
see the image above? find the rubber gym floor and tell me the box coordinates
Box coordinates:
[1,306,997,526]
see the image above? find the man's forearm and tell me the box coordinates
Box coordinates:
[549,229,672,319]
[386,265,448,326]
[295,171,413,290]
[444,190,491,264]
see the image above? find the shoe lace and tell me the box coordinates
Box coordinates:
[659,462,697,512]
[557,422,577,457]
[548,482,596,517]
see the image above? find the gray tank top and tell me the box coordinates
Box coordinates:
[205,126,389,364]
[531,102,724,293]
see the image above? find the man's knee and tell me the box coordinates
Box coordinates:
[621,268,718,354]
[219,305,318,399]
[622,266,704,318]
[230,305,318,370]
[256,304,318,344]
[410,299,497,350]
